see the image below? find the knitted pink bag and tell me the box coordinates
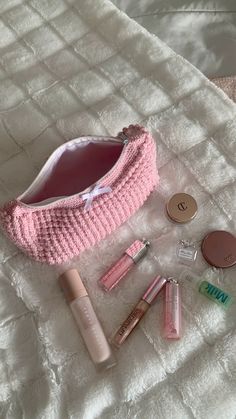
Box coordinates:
[0,125,158,264]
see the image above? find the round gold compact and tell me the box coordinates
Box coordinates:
[166,193,198,223]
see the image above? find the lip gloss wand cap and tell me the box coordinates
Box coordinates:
[142,275,167,304]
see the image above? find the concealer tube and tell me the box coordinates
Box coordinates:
[59,269,116,371]
[112,275,167,348]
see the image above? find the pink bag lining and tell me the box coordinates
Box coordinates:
[20,137,123,205]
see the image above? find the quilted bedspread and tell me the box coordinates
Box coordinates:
[112,0,236,77]
[0,1,236,418]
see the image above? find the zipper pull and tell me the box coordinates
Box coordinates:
[117,132,129,144]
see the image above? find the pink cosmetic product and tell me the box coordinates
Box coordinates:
[59,269,116,371]
[164,278,181,340]
[112,275,167,348]
[99,239,150,292]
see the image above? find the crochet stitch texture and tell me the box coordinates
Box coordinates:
[0,125,158,264]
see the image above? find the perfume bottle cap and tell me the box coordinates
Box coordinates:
[166,193,198,223]
[142,275,167,304]
[59,269,88,302]
[201,230,236,268]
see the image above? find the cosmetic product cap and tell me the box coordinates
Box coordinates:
[126,239,150,263]
[201,230,236,268]
[142,275,167,304]
[59,269,88,302]
[167,277,179,284]
[166,193,197,223]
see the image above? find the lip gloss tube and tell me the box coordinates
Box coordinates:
[59,269,116,371]
[164,278,181,339]
[99,239,150,292]
[111,275,167,348]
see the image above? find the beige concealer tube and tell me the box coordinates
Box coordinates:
[59,269,116,371]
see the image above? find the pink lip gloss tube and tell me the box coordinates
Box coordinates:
[164,278,181,339]
[111,275,167,348]
[59,269,116,371]
[99,239,150,292]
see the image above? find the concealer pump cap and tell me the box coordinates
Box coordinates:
[59,269,87,302]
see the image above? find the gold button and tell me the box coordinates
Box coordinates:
[166,193,198,223]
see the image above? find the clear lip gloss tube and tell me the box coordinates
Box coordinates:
[111,275,167,348]
[99,239,150,292]
[59,269,116,371]
[164,278,181,339]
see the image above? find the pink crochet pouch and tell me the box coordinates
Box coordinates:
[0,125,158,264]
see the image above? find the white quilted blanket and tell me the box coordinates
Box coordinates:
[0,1,236,418]
[112,0,236,77]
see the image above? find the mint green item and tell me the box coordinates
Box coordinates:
[199,281,233,309]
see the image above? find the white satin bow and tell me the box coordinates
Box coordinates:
[82,184,112,211]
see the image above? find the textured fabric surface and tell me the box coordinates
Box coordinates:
[0,1,236,418]
[211,76,236,103]
[0,125,157,264]
[112,0,236,77]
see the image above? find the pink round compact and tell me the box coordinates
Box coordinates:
[201,230,236,268]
